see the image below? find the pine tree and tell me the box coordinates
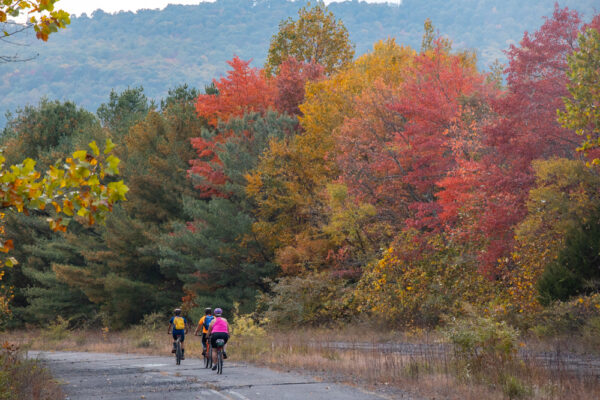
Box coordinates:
[161,111,297,313]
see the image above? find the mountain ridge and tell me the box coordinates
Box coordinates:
[1,0,597,128]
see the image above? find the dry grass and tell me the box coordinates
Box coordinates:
[0,342,64,400]
[4,328,600,400]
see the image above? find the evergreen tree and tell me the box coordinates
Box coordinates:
[160,111,297,314]
[52,86,205,328]
[537,210,600,305]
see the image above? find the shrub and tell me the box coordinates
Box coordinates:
[354,232,495,328]
[231,303,266,337]
[0,342,63,399]
[258,271,353,327]
[501,374,531,399]
[443,313,519,365]
[531,293,600,341]
[537,212,600,305]
[42,316,70,341]
[140,312,164,331]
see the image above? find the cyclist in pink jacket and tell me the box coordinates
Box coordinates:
[207,307,230,370]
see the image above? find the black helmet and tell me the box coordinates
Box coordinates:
[174,308,182,315]
[205,307,212,314]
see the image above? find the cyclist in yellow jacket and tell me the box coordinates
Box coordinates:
[167,308,189,359]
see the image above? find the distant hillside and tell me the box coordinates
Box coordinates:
[1,0,597,127]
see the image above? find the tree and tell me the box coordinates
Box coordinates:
[537,209,600,305]
[1,99,99,167]
[265,1,354,75]
[1,0,70,62]
[273,57,325,117]
[437,6,594,275]
[49,86,204,328]
[0,140,129,319]
[247,39,414,274]
[97,87,151,138]
[196,57,274,127]
[161,111,297,314]
[503,158,600,312]
[559,26,600,165]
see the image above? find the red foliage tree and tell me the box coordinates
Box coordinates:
[337,45,487,231]
[437,6,599,275]
[190,56,323,198]
[274,57,325,116]
[195,56,275,126]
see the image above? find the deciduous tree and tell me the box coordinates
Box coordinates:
[265,1,354,75]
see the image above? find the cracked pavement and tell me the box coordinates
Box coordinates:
[30,351,396,400]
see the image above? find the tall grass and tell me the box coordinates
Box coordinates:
[0,342,64,400]
[5,326,599,400]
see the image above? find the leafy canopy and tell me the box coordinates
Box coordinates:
[559,27,600,165]
[265,1,354,76]
[0,0,70,42]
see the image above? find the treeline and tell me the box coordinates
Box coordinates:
[1,0,598,127]
[1,3,600,331]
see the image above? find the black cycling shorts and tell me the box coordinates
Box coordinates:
[172,329,185,342]
[210,332,229,347]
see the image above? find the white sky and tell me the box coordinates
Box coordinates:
[57,1,399,16]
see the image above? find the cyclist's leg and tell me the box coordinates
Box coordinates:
[201,333,207,355]
[180,333,185,359]
[210,335,218,364]
[223,334,229,358]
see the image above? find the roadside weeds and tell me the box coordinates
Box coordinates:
[4,328,600,400]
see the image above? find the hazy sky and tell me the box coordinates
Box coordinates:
[58,1,398,16]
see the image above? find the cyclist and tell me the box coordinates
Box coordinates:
[194,307,214,356]
[207,307,230,370]
[167,308,189,360]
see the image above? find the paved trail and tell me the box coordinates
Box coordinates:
[30,351,400,400]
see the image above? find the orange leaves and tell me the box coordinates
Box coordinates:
[1,1,70,42]
[196,57,275,127]
[0,240,13,253]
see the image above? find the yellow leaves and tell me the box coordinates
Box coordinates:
[104,138,116,155]
[0,240,13,253]
[88,141,100,157]
[73,150,87,161]
[4,257,17,268]
[105,155,120,175]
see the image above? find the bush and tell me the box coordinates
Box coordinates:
[443,313,519,365]
[531,293,600,341]
[140,312,164,331]
[42,316,70,341]
[537,213,600,305]
[0,342,63,399]
[258,272,353,327]
[501,374,531,399]
[231,303,266,337]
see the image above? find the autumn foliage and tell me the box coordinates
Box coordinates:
[3,2,600,331]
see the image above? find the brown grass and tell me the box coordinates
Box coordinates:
[0,342,64,400]
[4,328,599,400]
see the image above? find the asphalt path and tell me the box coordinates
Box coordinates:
[30,351,400,400]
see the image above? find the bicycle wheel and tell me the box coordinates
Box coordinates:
[217,348,223,374]
[175,340,182,365]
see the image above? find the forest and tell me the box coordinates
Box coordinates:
[0,1,598,353]
[0,0,598,127]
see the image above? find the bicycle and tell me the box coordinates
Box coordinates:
[214,338,225,374]
[204,338,212,369]
[173,335,183,365]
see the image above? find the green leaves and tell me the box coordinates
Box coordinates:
[265,1,354,75]
[1,1,70,41]
[559,28,600,166]
[0,142,128,230]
